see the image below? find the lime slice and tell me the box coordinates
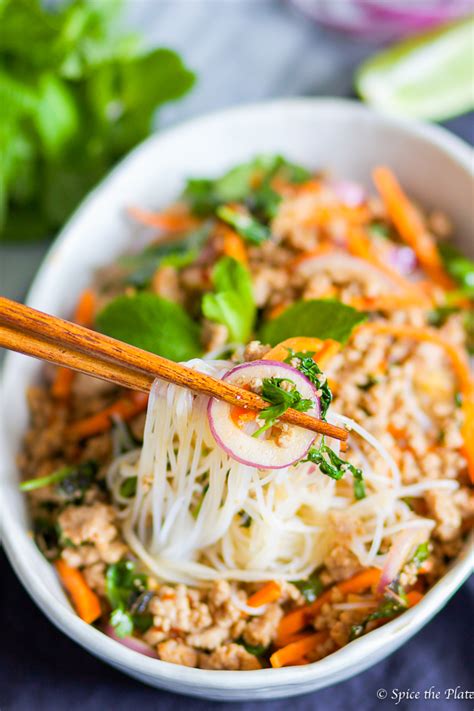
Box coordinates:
[356,17,474,121]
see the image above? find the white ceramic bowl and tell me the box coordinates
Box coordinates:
[0,98,472,701]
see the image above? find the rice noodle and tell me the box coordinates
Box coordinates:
[107,359,436,585]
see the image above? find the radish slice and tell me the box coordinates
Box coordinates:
[330,180,366,207]
[208,360,320,469]
[377,529,425,593]
[103,624,158,658]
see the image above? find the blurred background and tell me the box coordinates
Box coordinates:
[1,0,473,304]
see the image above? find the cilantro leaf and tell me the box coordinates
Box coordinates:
[216,206,270,245]
[254,376,313,436]
[260,299,367,346]
[96,292,202,361]
[305,440,366,499]
[202,257,256,343]
[284,350,332,419]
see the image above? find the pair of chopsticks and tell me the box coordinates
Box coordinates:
[0,296,348,442]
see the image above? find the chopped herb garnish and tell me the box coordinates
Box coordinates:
[119,476,137,498]
[20,460,97,498]
[105,560,152,638]
[237,638,268,657]
[438,242,474,298]
[368,223,390,239]
[427,305,459,328]
[33,517,60,561]
[254,377,313,437]
[284,350,332,420]
[350,594,408,641]
[305,439,366,499]
[410,542,430,568]
[454,391,462,408]
[216,205,270,245]
[291,572,324,603]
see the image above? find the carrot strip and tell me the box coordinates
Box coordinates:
[128,206,197,233]
[68,391,149,440]
[277,567,381,642]
[360,322,474,482]
[55,559,101,624]
[222,228,248,265]
[406,591,424,607]
[247,581,282,608]
[372,167,454,289]
[270,631,328,668]
[51,289,96,400]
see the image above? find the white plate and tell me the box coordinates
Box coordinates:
[0,98,472,701]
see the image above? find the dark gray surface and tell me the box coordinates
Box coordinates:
[1,1,473,709]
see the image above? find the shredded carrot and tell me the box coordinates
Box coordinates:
[270,631,328,668]
[246,581,282,608]
[128,206,197,233]
[277,567,381,643]
[222,228,248,265]
[68,391,149,440]
[55,558,101,624]
[51,289,97,400]
[406,590,424,607]
[372,167,454,289]
[314,340,341,368]
[360,321,474,482]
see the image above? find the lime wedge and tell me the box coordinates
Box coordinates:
[356,17,474,121]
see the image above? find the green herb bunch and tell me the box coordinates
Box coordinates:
[0,0,195,240]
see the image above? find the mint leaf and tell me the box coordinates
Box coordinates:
[216,205,270,245]
[438,242,474,297]
[202,257,256,343]
[260,299,366,346]
[96,292,202,361]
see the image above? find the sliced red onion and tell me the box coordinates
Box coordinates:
[388,246,418,277]
[377,529,424,593]
[330,180,366,208]
[208,360,320,469]
[103,624,158,658]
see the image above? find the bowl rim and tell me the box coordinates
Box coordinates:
[1,96,473,694]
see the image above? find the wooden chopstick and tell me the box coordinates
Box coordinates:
[0,297,348,442]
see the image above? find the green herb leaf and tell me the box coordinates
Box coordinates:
[284,350,333,419]
[438,242,474,297]
[291,573,324,604]
[110,608,134,638]
[216,206,270,245]
[350,594,407,640]
[254,376,313,436]
[237,638,268,657]
[305,440,366,499]
[410,542,430,568]
[20,461,97,495]
[106,560,150,638]
[96,292,202,361]
[260,299,367,346]
[202,257,256,343]
[119,476,137,498]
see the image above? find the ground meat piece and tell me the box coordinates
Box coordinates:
[243,340,271,361]
[243,603,282,648]
[186,625,229,651]
[149,584,212,634]
[425,489,462,541]
[158,639,198,667]
[58,502,127,563]
[278,581,305,606]
[207,580,244,628]
[61,544,100,568]
[143,626,168,646]
[82,562,106,596]
[252,266,288,307]
[151,265,184,304]
[199,643,261,670]
[201,320,228,352]
[323,544,361,582]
